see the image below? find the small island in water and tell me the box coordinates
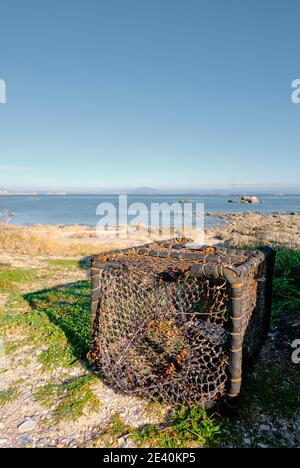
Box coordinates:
[0,189,66,196]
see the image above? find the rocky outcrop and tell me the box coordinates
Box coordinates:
[240,196,262,204]
[206,211,300,249]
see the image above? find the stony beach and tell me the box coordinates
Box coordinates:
[206,211,300,249]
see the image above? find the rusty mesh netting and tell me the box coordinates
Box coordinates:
[89,240,275,406]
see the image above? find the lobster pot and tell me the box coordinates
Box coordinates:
[88,239,275,406]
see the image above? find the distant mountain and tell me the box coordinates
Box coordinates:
[127,186,161,194]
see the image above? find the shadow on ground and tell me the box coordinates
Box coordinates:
[22,256,96,363]
[24,279,91,363]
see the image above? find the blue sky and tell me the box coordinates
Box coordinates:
[0,0,300,192]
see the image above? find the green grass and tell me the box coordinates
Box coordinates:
[3,292,31,313]
[91,408,224,448]
[272,248,300,317]
[34,374,100,422]
[242,364,300,417]
[0,280,91,370]
[0,268,40,292]
[3,341,19,355]
[90,413,131,447]
[108,413,130,437]
[132,407,224,448]
[0,385,19,407]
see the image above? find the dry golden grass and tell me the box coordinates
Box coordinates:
[0,225,123,257]
[0,224,204,257]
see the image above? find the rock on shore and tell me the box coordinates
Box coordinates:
[240,195,262,204]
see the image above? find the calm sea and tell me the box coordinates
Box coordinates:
[0,194,299,229]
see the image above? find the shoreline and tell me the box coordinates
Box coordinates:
[0,211,299,257]
[3,209,299,227]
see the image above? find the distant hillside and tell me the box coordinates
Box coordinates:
[127,186,161,194]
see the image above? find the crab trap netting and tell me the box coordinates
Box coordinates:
[88,239,275,406]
